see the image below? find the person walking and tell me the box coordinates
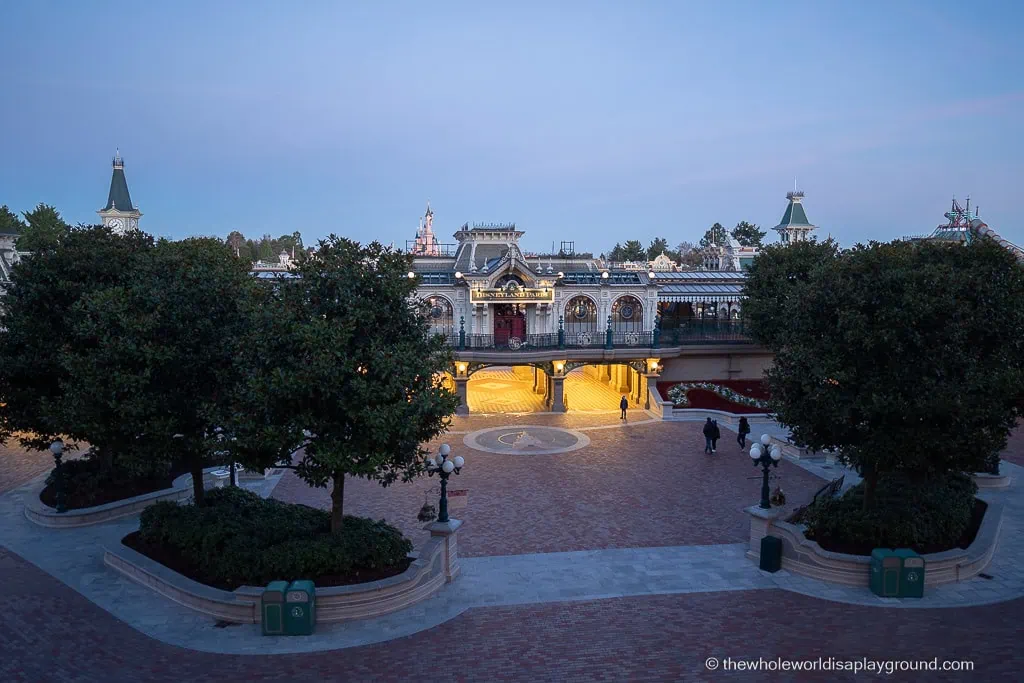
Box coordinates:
[711,420,721,453]
[619,395,628,420]
[703,417,715,454]
[737,416,751,449]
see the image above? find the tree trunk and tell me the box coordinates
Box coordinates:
[190,459,205,507]
[330,472,345,533]
[862,468,877,512]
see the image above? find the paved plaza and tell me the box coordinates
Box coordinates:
[1,415,1024,680]
[466,367,628,414]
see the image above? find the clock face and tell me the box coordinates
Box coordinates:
[107,218,124,230]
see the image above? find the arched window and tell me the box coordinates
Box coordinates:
[564,296,598,340]
[425,296,454,337]
[611,295,644,332]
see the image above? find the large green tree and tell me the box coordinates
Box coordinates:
[62,237,256,504]
[646,237,670,261]
[0,226,154,459]
[731,221,766,247]
[698,222,728,249]
[620,240,645,261]
[744,238,1024,508]
[228,237,459,532]
[675,241,703,267]
[16,203,69,251]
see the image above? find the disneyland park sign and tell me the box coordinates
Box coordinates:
[470,283,554,304]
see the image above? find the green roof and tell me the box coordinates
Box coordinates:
[778,199,812,227]
[103,165,135,212]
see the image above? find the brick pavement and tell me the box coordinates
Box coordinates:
[0,547,1019,682]
[1000,420,1024,467]
[0,438,87,495]
[272,420,825,557]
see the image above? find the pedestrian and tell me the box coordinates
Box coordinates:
[619,395,628,420]
[703,417,715,453]
[711,420,721,452]
[737,416,751,449]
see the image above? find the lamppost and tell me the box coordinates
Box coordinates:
[50,439,66,513]
[424,443,464,523]
[749,434,782,510]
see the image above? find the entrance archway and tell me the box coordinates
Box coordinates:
[466,365,548,413]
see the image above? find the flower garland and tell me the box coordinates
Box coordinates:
[667,382,770,410]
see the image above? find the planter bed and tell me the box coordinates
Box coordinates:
[104,535,448,624]
[749,500,1003,587]
[122,530,413,591]
[39,461,190,511]
[25,467,219,528]
[656,380,770,414]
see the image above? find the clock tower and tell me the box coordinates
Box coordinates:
[97,150,142,235]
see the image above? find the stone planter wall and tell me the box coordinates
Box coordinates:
[103,520,462,625]
[973,472,1012,490]
[24,467,228,529]
[746,503,1003,587]
[665,408,774,425]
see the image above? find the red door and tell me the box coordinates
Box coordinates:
[494,305,526,345]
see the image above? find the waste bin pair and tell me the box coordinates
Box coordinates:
[261,580,316,636]
[870,548,926,598]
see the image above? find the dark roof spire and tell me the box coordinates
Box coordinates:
[103,150,135,211]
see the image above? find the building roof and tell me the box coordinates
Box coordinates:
[102,156,136,212]
[776,193,812,228]
[651,271,746,281]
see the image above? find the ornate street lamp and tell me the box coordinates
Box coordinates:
[50,439,66,513]
[749,434,782,510]
[424,443,464,523]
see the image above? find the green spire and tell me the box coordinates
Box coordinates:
[103,151,135,212]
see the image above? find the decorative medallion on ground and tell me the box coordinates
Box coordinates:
[463,425,591,455]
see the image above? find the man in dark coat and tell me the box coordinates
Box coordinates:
[711,420,721,452]
[737,416,751,448]
[703,417,715,453]
[620,395,628,420]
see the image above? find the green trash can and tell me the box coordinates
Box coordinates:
[759,535,783,573]
[869,548,901,597]
[894,548,926,598]
[284,580,316,636]
[261,581,289,636]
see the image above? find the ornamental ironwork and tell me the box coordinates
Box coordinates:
[575,332,593,346]
[624,332,641,346]
[507,336,523,350]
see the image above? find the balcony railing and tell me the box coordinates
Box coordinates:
[440,320,751,351]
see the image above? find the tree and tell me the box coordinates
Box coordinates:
[675,241,703,268]
[731,221,766,247]
[62,237,256,504]
[16,203,69,251]
[0,225,155,459]
[608,243,624,261]
[620,240,645,261]
[698,223,728,249]
[743,238,1024,509]
[0,205,26,235]
[646,237,670,261]
[230,236,459,532]
[226,230,246,255]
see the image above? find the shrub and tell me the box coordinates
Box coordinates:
[138,487,412,588]
[803,472,977,552]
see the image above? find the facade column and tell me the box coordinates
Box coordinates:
[551,376,566,412]
[454,362,470,415]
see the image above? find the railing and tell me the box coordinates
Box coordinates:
[440,321,751,351]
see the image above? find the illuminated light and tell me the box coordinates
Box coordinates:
[601,271,609,279]
[455,271,463,279]
[407,271,416,279]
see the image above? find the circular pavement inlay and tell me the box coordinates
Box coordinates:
[463,425,591,455]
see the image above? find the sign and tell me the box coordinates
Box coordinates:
[448,489,469,509]
[470,287,553,304]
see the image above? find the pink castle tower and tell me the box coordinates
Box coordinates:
[413,201,441,256]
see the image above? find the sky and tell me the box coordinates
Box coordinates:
[1,0,1022,252]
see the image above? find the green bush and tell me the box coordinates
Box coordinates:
[138,487,412,588]
[803,472,977,552]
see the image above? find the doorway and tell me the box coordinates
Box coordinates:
[494,304,526,345]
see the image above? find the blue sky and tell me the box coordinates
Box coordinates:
[2,0,1022,251]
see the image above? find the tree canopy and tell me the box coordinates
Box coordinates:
[744,238,1024,507]
[223,236,459,532]
[0,205,26,235]
[16,203,69,251]
[698,223,728,249]
[731,221,766,247]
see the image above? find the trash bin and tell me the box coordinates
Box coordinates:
[759,535,783,572]
[869,548,901,597]
[261,581,289,636]
[210,469,231,488]
[894,548,926,598]
[284,580,316,635]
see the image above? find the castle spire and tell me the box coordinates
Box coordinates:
[97,150,142,234]
[774,189,816,244]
